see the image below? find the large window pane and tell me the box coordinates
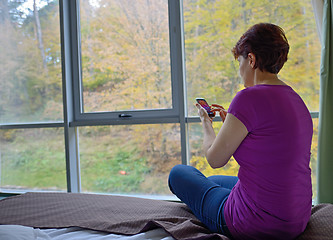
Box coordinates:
[0,0,63,124]
[184,0,320,116]
[80,0,171,113]
[79,124,180,196]
[0,128,66,192]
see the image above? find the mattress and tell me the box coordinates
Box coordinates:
[0,225,175,240]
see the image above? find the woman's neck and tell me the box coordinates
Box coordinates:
[253,70,286,86]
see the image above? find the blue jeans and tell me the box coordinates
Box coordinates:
[168,165,238,238]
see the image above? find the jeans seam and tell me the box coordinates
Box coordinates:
[198,185,223,232]
[199,185,219,218]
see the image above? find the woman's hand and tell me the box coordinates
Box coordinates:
[211,104,227,122]
[195,103,213,123]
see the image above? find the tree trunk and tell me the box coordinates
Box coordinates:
[0,0,10,24]
[33,0,47,71]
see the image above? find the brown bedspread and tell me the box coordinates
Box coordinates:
[0,192,229,240]
[296,203,333,240]
[0,192,332,240]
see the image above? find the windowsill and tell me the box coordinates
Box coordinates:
[0,190,181,202]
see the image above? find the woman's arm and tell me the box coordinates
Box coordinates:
[206,113,248,168]
[197,104,248,169]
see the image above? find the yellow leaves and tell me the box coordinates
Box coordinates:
[80,0,172,113]
[191,155,239,177]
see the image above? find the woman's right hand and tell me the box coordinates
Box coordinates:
[195,103,213,123]
[211,104,227,122]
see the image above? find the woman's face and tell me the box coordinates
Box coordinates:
[238,55,254,87]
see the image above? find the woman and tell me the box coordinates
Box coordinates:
[168,23,313,240]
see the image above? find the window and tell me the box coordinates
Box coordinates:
[183,0,320,197]
[0,0,63,124]
[80,0,172,113]
[0,0,320,199]
[73,0,182,124]
[0,128,66,192]
[0,0,65,193]
[79,124,180,195]
[184,0,320,113]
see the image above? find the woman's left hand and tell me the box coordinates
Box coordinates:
[211,104,227,122]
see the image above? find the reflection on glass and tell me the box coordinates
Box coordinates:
[0,128,66,192]
[189,119,319,200]
[79,124,180,195]
[184,0,320,117]
[80,0,171,113]
[0,1,63,123]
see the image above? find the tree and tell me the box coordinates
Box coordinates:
[0,0,320,194]
[183,0,320,179]
[33,0,47,71]
[80,0,171,112]
[0,0,62,123]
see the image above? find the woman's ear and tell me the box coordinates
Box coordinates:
[248,53,256,68]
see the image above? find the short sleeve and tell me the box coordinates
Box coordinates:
[228,89,257,132]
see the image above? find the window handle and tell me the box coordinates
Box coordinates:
[119,114,132,118]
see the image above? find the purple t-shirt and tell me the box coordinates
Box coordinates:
[224,85,313,240]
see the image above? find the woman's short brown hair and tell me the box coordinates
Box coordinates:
[232,23,289,74]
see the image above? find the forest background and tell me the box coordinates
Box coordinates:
[0,0,320,197]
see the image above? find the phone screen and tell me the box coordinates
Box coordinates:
[196,98,215,118]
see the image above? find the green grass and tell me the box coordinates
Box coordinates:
[1,129,67,190]
[81,149,151,193]
[1,133,153,194]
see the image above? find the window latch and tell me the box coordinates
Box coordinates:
[118,114,132,118]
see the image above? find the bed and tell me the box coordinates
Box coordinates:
[0,192,332,240]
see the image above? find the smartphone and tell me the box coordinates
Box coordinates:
[196,98,215,118]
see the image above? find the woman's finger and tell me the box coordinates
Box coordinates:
[211,104,225,109]
[219,109,227,122]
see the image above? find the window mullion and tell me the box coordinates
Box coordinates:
[169,0,189,165]
[59,0,81,193]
